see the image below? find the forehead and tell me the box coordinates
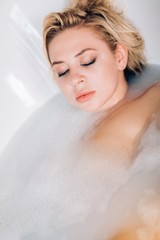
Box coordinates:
[48,26,106,60]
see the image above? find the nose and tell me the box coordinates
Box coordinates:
[70,72,86,87]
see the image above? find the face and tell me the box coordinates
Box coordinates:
[48,27,128,112]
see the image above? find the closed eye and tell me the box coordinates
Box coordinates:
[57,58,96,77]
[81,58,96,67]
[58,69,69,78]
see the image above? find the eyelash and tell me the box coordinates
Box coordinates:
[81,58,96,67]
[57,58,96,78]
[58,69,69,78]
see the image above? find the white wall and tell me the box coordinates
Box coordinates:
[116,0,160,64]
[0,0,160,154]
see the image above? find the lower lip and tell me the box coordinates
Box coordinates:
[76,91,96,102]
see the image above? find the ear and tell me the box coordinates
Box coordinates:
[115,43,128,71]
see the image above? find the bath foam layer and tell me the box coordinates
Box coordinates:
[0,94,160,240]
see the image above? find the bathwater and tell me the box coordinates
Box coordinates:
[0,84,160,240]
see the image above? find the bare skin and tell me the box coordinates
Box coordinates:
[110,210,160,240]
[48,25,160,240]
[87,83,160,161]
[111,230,139,240]
[96,84,160,240]
[111,229,160,240]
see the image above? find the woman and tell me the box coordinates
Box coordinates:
[43,0,160,161]
[43,0,160,238]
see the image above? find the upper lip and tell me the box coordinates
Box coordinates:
[75,90,96,100]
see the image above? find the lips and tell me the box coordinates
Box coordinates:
[76,91,96,102]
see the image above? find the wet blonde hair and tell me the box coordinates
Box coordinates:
[43,0,146,74]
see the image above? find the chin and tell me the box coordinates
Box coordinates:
[81,106,101,113]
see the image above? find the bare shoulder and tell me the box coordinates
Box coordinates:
[87,83,160,160]
[142,82,160,102]
[90,83,160,139]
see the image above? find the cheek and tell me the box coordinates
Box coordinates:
[97,56,118,74]
[95,65,119,93]
[58,82,73,99]
[96,62,117,81]
[56,80,66,92]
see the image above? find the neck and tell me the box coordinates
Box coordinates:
[98,74,128,113]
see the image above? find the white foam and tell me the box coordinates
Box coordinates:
[0,94,160,240]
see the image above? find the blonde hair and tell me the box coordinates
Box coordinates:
[43,0,146,74]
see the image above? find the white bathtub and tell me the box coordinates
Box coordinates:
[0,0,160,154]
[0,0,68,154]
[0,1,160,239]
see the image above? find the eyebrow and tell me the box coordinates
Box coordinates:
[51,48,96,66]
[75,48,96,57]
